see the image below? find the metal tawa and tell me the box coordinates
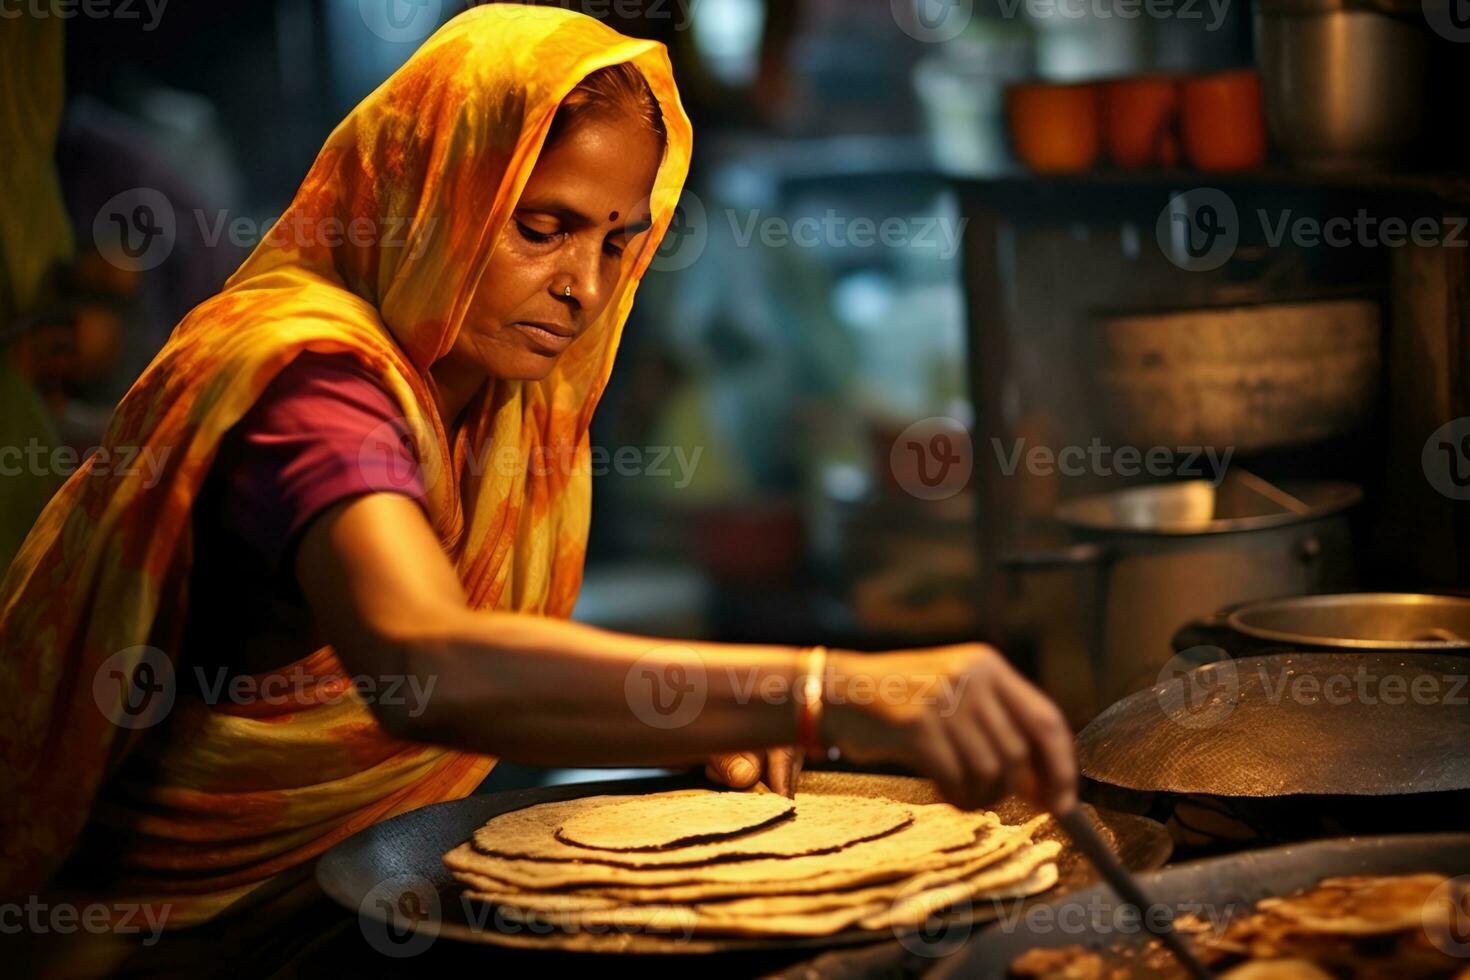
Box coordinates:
[1077,651,1470,797]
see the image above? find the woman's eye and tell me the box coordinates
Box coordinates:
[515,219,558,244]
[604,241,626,258]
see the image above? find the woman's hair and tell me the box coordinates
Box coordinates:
[546,62,666,147]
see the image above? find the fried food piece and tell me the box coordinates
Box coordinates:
[1009,945,1107,979]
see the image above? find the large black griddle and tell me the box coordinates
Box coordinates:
[316,770,1170,957]
[942,833,1470,980]
[1078,652,1470,797]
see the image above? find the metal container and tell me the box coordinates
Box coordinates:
[1175,591,1470,655]
[1005,474,1362,718]
[1093,298,1381,454]
[1255,0,1430,170]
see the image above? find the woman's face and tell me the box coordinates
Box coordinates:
[448,112,663,383]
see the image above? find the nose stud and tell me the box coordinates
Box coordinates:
[563,284,573,298]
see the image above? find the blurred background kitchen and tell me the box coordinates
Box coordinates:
[6,0,1469,784]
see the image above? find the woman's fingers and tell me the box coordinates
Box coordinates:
[943,712,1004,808]
[764,746,802,797]
[913,714,972,808]
[994,670,1078,812]
[705,751,762,788]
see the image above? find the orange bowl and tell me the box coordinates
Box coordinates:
[1006,81,1102,174]
[1180,69,1267,172]
[1102,75,1181,170]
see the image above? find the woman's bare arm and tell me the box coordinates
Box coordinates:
[295,492,1079,811]
[294,492,803,768]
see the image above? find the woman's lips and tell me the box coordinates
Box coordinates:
[514,322,574,355]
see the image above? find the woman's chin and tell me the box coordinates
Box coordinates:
[487,350,560,382]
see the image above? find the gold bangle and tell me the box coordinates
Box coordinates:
[796,645,828,757]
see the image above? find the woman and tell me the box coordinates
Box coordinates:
[0,5,1076,935]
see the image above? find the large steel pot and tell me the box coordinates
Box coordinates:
[1004,474,1361,717]
[1255,0,1430,170]
[1174,591,1470,656]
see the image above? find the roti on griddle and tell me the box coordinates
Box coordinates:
[471,792,912,866]
[448,813,1049,906]
[443,785,1065,943]
[552,790,795,850]
[860,840,1062,930]
[456,835,1059,919]
[470,839,1062,937]
[446,805,1016,893]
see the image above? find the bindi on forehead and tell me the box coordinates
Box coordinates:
[609,211,619,221]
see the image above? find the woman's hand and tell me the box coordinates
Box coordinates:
[822,643,1078,814]
[704,747,803,797]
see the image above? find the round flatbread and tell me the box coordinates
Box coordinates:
[472,792,912,867]
[446,811,1047,903]
[552,790,795,851]
[463,839,1062,938]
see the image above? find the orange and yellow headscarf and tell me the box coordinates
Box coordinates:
[0,5,691,926]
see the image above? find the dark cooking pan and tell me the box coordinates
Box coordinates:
[316,770,1171,956]
[941,833,1470,980]
[1078,651,1470,798]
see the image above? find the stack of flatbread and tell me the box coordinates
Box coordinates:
[443,788,1060,939]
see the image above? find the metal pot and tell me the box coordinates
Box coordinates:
[1174,591,1470,656]
[1004,474,1361,718]
[1255,0,1430,170]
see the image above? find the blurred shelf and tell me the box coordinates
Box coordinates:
[953,167,1470,212]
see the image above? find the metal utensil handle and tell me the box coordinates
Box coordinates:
[1054,807,1218,980]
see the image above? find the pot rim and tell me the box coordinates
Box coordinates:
[1226,591,1470,649]
[1055,479,1362,537]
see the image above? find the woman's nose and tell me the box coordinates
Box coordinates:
[555,243,606,315]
